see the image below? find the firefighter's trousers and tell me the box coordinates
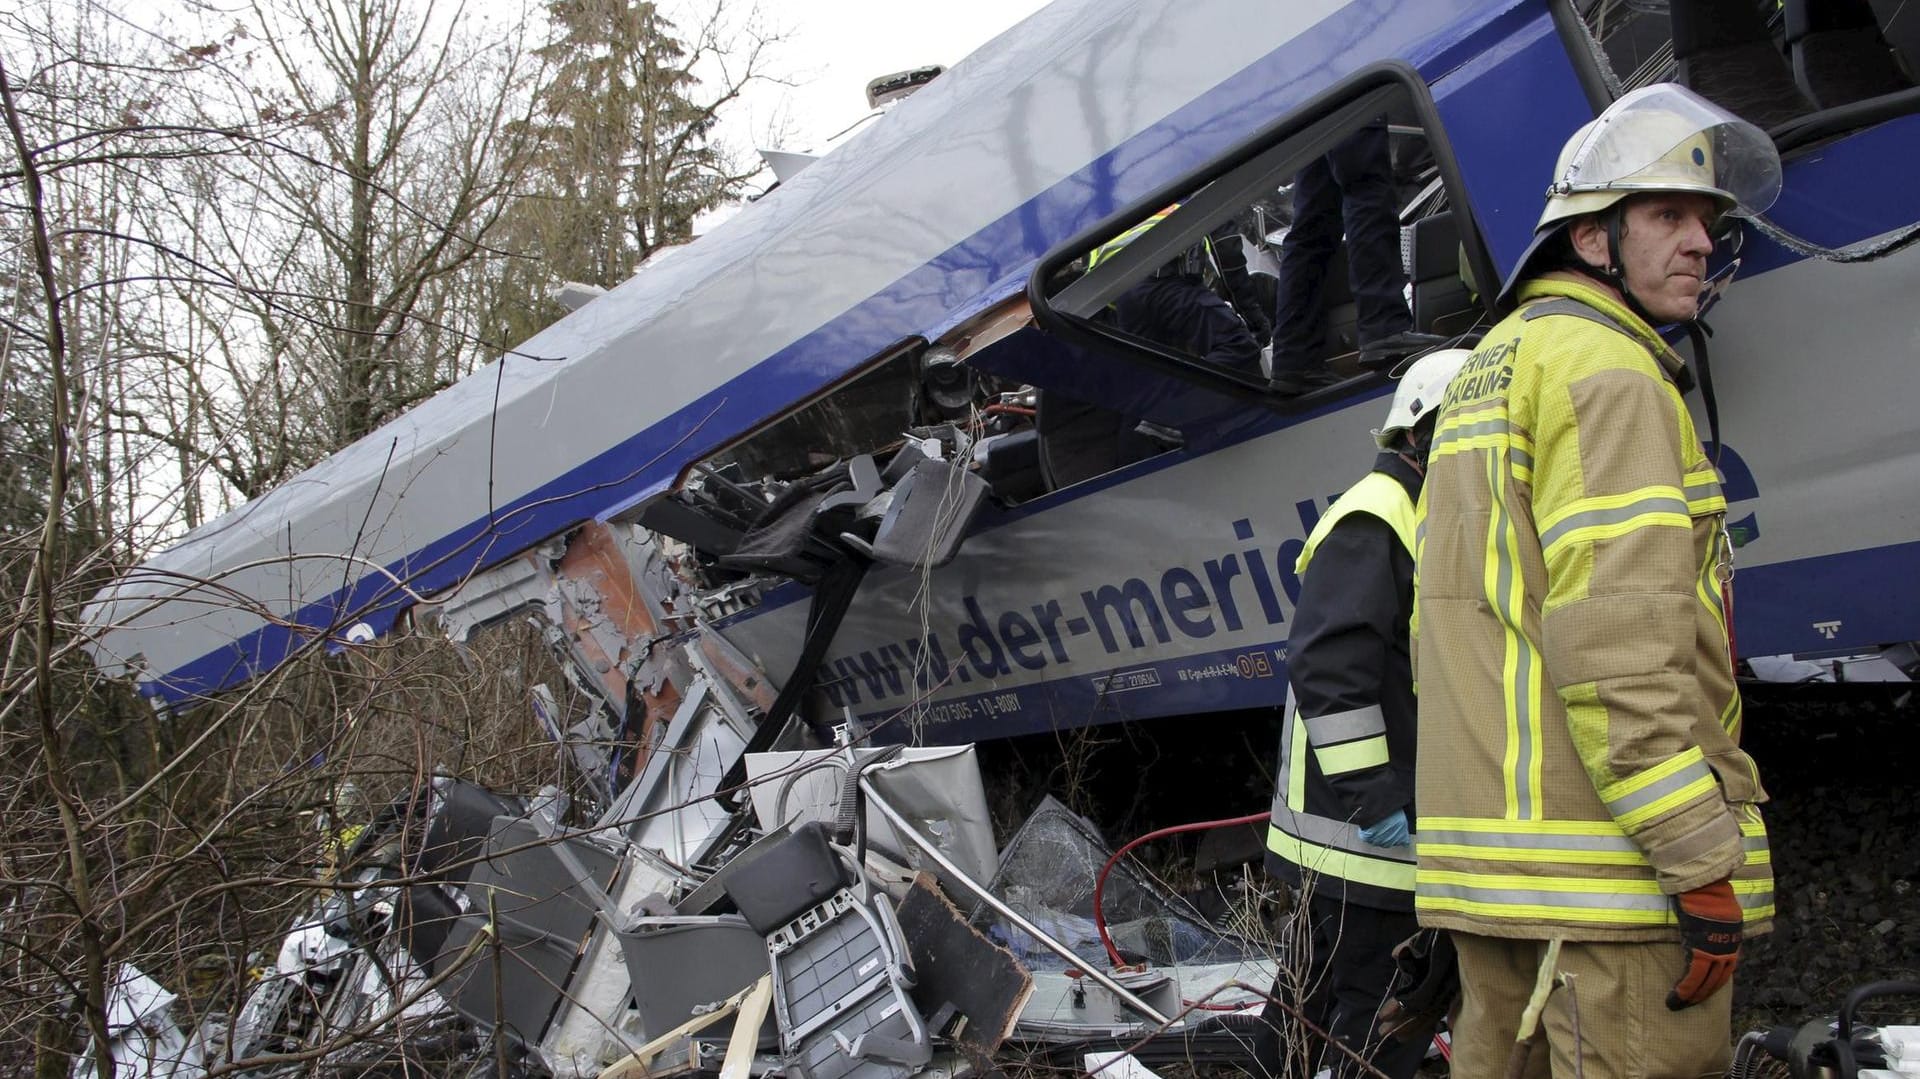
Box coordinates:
[1448,931,1734,1079]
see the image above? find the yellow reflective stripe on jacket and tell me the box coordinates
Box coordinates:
[1420,814,1647,866]
[1684,469,1726,515]
[1484,448,1545,821]
[1296,470,1416,575]
[1303,703,1387,744]
[1509,446,1535,485]
[1269,826,1416,892]
[1598,747,1717,831]
[1416,813,1773,923]
[1695,531,1747,746]
[1429,405,1514,460]
[1302,703,1389,776]
[1538,486,1691,561]
[1416,870,1774,926]
[1698,529,1729,637]
[1316,737,1390,775]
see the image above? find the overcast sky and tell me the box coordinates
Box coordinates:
[718,0,1055,169]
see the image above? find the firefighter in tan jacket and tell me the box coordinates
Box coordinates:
[1412,84,1781,1077]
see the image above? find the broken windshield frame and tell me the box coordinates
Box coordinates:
[1025,61,1499,416]
[1555,0,1920,154]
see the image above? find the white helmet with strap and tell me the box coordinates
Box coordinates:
[1372,348,1475,449]
[1496,83,1783,308]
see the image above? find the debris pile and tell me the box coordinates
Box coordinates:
[77,720,1277,1079]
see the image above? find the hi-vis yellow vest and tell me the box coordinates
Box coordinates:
[1086,204,1220,280]
[1087,206,1177,269]
[1267,471,1418,905]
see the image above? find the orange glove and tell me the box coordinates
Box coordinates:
[1667,878,1742,1011]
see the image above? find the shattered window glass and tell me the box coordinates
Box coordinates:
[1572,0,1918,133]
[969,796,1261,970]
[704,343,922,484]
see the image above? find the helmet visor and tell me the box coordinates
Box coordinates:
[1557,83,1782,218]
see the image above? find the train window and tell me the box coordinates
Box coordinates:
[1025,64,1495,489]
[1567,0,1920,149]
[637,337,1010,584]
[699,341,927,485]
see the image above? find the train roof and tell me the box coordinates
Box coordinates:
[80,0,1519,704]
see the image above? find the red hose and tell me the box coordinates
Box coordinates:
[1093,815,1455,1056]
[1093,811,1270,967]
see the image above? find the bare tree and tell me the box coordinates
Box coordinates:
[0,0,791,1071]
[184,0,544,451]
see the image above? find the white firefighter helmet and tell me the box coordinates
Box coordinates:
[1373,347,1475,449]
[1498,83,1783,306]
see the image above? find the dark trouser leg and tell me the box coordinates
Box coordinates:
[1270,155,1341,374]
[1325,122,1412,345]
[1309,895,1428,1079]
[1252,930,1334,1079]
[1112,276,1259,370]
[1251,893,1427,1079]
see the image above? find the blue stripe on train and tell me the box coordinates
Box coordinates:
[144,4,1920,704]
[853,538,1920,744]
[139,1,1510,703]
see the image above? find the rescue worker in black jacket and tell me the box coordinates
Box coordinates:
[1252,347,1472,1079]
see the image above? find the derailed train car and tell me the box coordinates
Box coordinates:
[76,0,1920,1075]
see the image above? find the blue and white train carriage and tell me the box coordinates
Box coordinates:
[82,0,1920,749]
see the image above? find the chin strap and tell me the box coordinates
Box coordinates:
[1686,319,1722,469]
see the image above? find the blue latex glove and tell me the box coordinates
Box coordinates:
[1359,809,1411,848]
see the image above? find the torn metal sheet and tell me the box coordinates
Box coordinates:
[744,746,997,895]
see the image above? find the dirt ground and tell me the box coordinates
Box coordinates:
[1732,685,1920,1037]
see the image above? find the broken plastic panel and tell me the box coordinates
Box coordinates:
[617,915,776,1046]
[745,746,998,899]
[838,455,990,570]
[435,817,620,1043]
[722,823,931,1079]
